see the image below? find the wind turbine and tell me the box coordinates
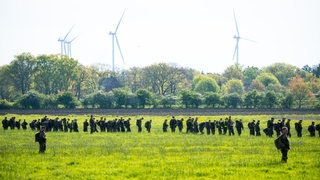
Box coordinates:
[58,25,74,55]
[109,11,125,72]
[232,10,255,65]
[65,35,78,58]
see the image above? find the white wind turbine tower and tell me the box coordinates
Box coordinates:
[65,35,78,58]
[109,11,125,72]
[233,10,256,65]
[58,25,74,56]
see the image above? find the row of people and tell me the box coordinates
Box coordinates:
[2,116,320,137]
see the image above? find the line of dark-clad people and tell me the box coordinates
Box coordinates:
[2,115,320,137]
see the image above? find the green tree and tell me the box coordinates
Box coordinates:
[34,54,57,95]
[57,91,78,109]
[222,64,244,80]
[222,79,245,95]
[92,91,114,109]
[263,91,278,108]
[249,79,265,92]
[223,93,243,108]
[204,92,221,108]
[244,90,262,108]
[112,88,129,108]
[7,53,36,94]
[142,63,186,95]
[161,95,178,108]
[0,65,15,100]
[136,89,152,108]
[18,90,43,109]
[243,66,261,90]
[264,63,298,86]
[255,72,280,87]
[54,56,79,92]
[193,75,219,94]
[289,76,313,109]
[280,93,294,109]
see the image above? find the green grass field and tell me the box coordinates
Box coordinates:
[0,114,319,179]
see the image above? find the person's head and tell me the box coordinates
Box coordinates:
[40,126,45,132]
[282,127,288,134]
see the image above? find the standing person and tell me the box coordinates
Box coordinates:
[227,118,235,136]
[193,118,199,134]
[285,119,291,137]
[255,120,261,136]
[21,120,28,130]
[83,120,89,132]
[316,124,320,137]
[295,120,303,137]
[177,118,184,133]
[2,117,8,130]
[136,117,143,133]
[124,118,131,132]
[308,121,316,137]
[145,120,152,133]
[35,126,47,153]
[279,127,290,163]
[267,118,274,137]
[235,119,244,136]
[248,120,255,136]
[169,116,177,133]
[162,119,168,132]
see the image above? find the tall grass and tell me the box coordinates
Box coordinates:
[0,114,319,179]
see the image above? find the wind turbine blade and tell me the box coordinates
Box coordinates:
[115,35,124,63]
[115,10,125,33]
[240,37,257,43]
[69,35,79,43]
[63,25,75,41]
[233,10,240,36]
[232,42,238,60]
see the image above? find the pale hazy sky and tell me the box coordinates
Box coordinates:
[0,0,319,73]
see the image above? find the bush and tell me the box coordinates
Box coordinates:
[57,91,79,109]
[0,99,12,109]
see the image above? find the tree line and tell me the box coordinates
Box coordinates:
[0,52,320,110]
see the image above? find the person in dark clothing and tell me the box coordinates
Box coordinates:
[295,120,303,137]
[176,118,184,133]
[21,120,28,130]
[83,120,89,132]
[35,126,47,153]
[124,118,131,132]
[210,120,216,135]
[136,117,143,133]
[227,118,235,136]
[217,119,223,135]
[248,120,255,136]
[145,120,152,133]
[2,117,8,130]
[199,122,206,134]
[186,117,193,133]
[267,118,274,137]
[163,119,168,132]
[235,119,244,136]
[279,127,290,163]
[222,119,228,135]
[205,121,211,135]
[316,124,320,137]
[193,118,199,134]
[308,121,316,137]
[255,120,261,136]
[285,119,291,137]
[169,116,177,133]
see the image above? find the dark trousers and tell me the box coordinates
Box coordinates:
[281,148,288,162]
[39,142,46,153]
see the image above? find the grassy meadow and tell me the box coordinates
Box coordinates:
[0,114,319,179]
